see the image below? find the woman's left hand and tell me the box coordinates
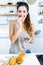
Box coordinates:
[22,38,34,44]
[25,39,34,43]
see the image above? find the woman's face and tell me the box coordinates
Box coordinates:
[17,6,28,22]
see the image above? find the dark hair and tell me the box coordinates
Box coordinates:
[17,2,32,35]
[17,2,29,11]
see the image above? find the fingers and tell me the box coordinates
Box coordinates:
[18,17,24,22]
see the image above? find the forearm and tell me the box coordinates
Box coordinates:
[10,29,21,44]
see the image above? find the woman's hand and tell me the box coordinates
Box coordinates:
[25,38,34,43]
[17,17,23,31]
[23,38,34,44]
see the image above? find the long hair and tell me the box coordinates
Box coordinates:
[24,13,32,34]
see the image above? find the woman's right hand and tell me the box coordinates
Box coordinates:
[17,17,23,31]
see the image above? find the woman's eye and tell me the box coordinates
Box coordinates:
[18,10,21,13]
[23,11,26,13]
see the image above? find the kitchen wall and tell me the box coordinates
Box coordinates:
[0,0,43,54]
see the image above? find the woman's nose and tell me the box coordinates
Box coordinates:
[20,13,24,16]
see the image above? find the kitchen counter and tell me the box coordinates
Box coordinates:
[0,54,41,65]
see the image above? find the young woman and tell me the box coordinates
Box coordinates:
[9,2,35,54]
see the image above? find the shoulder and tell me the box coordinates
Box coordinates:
[31,23,35,29]
[10,20,15,27]
[31,23,34,27]
[10,20,15,24]
[31,23,35,32]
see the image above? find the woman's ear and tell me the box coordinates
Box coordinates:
[27,12,29,16]
[27,12,28,15]
[26,12,28,17]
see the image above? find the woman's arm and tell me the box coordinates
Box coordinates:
[9,20,21,44]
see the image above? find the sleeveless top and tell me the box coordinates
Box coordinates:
[9,22,31,54]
